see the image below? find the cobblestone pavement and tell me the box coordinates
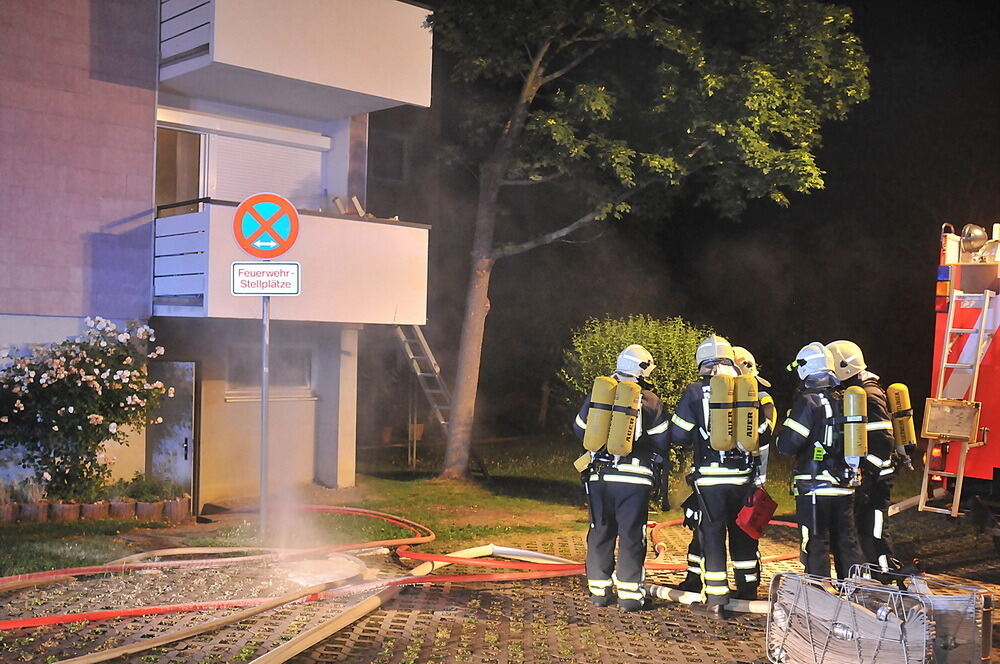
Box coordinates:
[1,515,998,663]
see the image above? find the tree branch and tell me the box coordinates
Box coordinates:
[500,172,566,187]
[540,43,601,84]
[490,182,655,259]
[491,209,603,259]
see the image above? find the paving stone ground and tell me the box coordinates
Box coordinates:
[1,510,998,663]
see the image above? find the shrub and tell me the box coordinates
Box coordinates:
[556,314,711,420]
[0,318,171,503]
[111,472,185,502]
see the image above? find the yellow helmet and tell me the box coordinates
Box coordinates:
[826,340,866,382]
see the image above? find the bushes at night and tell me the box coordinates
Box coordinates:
[557,314,711,415]
[0,318,171,503]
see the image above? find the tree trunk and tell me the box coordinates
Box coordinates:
[440,255,494,479]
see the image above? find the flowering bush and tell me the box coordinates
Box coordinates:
[0,317,171,503]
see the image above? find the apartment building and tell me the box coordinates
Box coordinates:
[0,0,433,510]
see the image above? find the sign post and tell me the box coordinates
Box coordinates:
[231,193,301,539]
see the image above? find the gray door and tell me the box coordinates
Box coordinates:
[146,361,196,502]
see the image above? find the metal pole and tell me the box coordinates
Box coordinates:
[260,295,270,539]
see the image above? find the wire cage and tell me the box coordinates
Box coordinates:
[766,564,993,664]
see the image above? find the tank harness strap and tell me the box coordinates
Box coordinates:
[612,404,639,417]
[829,415,867,425]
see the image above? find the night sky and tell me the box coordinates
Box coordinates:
[369,1,1000,437]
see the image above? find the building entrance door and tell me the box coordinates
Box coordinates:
[146,361,197,509]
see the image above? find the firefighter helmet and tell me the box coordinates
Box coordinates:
[616,344,655,379]
[826,340,866,382]
[733,345,771,388]
[695,335,735,367]
[789,342,835,381]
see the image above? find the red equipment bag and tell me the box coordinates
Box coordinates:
[736,487,778,540]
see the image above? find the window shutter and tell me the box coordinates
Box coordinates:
[209,135,325,211]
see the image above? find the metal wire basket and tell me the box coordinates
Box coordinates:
[766,564,993,664]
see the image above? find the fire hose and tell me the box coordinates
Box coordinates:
[0,507,800,664]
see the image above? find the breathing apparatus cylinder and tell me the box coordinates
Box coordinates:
[709,374,737,451]
[886,383,917,451]
[843,386,868,470]
[582,377,617,452]
[734,375,760,454]
[607,381,642,456]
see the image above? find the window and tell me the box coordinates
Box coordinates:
[155,127,202,217]
[209,135,325,212]
[225,345,315,401]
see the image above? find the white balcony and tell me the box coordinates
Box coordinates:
[153,201,428,324]
[159,0,432,121]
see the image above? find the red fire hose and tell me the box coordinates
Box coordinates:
[0,508,799,633]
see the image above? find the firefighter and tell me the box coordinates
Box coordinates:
[827,340,907,573]
[668,335,769,619]
[776,342,865,578]
[675,345,777,595]
[573,344,670,611]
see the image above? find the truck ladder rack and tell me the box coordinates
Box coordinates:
[920,288,995,516]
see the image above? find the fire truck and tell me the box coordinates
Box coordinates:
[916,223,1000,545]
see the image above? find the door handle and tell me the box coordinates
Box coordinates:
[184,437,189,461]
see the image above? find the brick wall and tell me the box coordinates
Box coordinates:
[0,0,158,318]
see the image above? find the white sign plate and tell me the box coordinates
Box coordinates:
[231,262,301,296]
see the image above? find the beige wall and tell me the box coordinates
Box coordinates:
[104,427,146,483]
[213,0,432,108]
[197,381,317,506]
[150,317,356,511]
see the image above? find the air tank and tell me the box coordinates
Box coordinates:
[886,383,917,448]
[843,385,868,459]
[709,374,736,451]
[607,381,642,455]
[734,375,760,454]
[582,377,617,452]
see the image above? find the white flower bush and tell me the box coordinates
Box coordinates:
[0,318,171,503]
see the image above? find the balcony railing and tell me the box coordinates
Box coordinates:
[153,199,429,324]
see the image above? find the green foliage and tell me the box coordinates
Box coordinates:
[557,314,711,414]
[109,472,185,502]
[431,0,869,220]
[0,318,171,503]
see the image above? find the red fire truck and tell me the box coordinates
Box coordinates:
[918,223,1000,544]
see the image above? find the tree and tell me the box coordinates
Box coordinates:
[430,0,869,479]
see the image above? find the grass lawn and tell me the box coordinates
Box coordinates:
[0,520,169,576]
[0,433,929,575]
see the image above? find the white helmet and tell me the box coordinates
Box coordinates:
[789,342,835,381]
[695,334,735,367]
[616,344,655,379]
[826,340,866,382]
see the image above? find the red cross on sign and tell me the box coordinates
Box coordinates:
[233,193,300,259]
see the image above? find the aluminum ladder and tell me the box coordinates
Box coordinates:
[919,288,995,516]
[394,325,489,477]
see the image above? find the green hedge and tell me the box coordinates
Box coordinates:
[557,314,711,416]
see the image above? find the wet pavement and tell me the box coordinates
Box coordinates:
[0,511,997,663]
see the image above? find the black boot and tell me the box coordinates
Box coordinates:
[589,593,614,607]
[619,596,653,612]
[690,602,730,620]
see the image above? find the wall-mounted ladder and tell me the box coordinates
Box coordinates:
[920,288,995,516]
[394,325,488,477]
